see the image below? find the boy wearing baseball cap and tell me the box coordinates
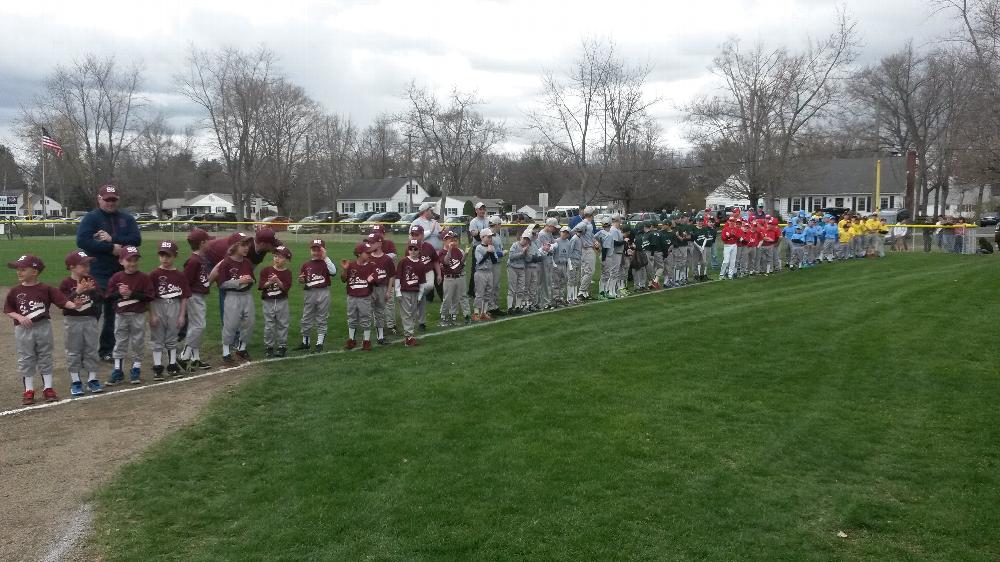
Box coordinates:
[438,230,467,326]
[208,234,255,364]
[409,224,442,331]
[178,228,214,371]
[59,250,104,396]
[486,215,505,315]
[506,229,530,313]
[369,225,399,335]
[366,232,397,343]
[551,226,572,307]
[297,239,338,353]
[340,243,377,350]
[6,255,79,404]
[259,245,293,358]
[473,228,498,320]
[149,241,191,380]
[397,239,428,346]
[106,246,154,385]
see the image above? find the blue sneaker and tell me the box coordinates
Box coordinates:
[129,367,141,384]
[107,369,124,386]
[70,381,85,397]
[87,379,104,393]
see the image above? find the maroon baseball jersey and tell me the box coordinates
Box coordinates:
[397,257,427,292]
[4,283,68,325]
[204,233,271,266]
[382,238,398,257]
[258,266,292,300]
[58,276,102,318]
[418,241,439,269]
[106,270,153,313]
[216,257,255,292]
[299,259,331,290]
[184,253,212,295]
[150,268,191,300]
[368,254,396,286]
[438,247,466,275]
[344,260,376,297]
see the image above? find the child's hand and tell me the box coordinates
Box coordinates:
[176,314,185,329]
[119,284,132,298]
[77,278,94,292]
[64,300,78,310]
[298,273,306,284]
[149,315,159,328]
[17,315,33,328]
[239,275,253,285]
[320,247,328,260]
[340,259,350,270]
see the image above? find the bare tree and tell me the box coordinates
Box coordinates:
[133,113,189,217]
[177,46,276,221]
[402,84,505,217]
[315,114,357,216]
[257,79,319,215]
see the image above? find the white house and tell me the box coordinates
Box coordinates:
[150,192,278,219]
[338,177,427,215]
[421,195,504,217]
[516,205,544,219]
[930,183,995,218]
[0,192,64,217]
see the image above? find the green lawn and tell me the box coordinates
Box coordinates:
[89,253,1000,561]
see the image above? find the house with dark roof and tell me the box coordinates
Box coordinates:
[706,156,911,216]
[338,177,427,215]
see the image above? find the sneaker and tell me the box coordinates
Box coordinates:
[463,316,471,325]
[471,313,481,322]
[21,390,34,405]
[222,355,236,366]
[153,365,165,381]
[345,339,356,350]
[129,368,141,384]
[419,323,427,332]
[276,346,287,358]
[314,343,324,353]
[377,338,391,346]
[481,313,493,321]
[439,320,451,328]
[87,379,104,393]
[167,363,182,377]
[43,388,59,402]
[107,369,124,386]
[236,350,251,362]
[70,381,85,397]
[294,341,311,351]
[404,336,419,347]
[191,359,211,370]
[264,347,274,358]
[362,340,372,351]
[176,358,190,371]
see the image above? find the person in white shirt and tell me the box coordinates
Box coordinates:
[411,202,443,251]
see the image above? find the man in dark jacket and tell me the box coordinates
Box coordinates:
[76,184,142,360]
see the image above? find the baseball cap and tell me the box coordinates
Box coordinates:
[157,240,179,256]
[583,206,595,215]
[231,232,250,242]
[122,246,141,259]
[418,202,434,212]
[255,227,277,246]
[545,217,559,227]
[8,254,44,271]
[187,228,215,244]
[479,227,493,237]
[407,239,420,250]
[488,215,502,225]
[309,239,325,249]
[474,202,486,209]
[370,224,386,233]
[98,184,120,201]
[64,250,95,268]
[559,225,570,232]
[274,245,292,259]
[354,242,372,256]
[409,224,424,235]
[366,232,383,243]
[443,230,456,239]
[520,228,532,239]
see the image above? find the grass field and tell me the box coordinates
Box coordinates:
[84,253,1000,561]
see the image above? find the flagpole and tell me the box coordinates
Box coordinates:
[40,145,47,219]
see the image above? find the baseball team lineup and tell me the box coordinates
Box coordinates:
[5,190,891,408]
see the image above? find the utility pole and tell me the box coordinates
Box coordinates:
[305,134,313,216]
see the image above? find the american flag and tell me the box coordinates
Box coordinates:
[41,127,63,158]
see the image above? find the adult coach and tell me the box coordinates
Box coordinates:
[468,202,490,247]
[76,184,142,361]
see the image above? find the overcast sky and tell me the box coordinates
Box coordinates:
[0,0,956,156]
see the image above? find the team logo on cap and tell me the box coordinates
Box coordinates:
[313,239,322,245]
[160,241,172,249]
[77,251,87,258]
[125,246,138,253]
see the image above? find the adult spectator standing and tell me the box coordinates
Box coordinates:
[412,202,444,251]
[568,205,585,230]
[576,207,598,300]
[468,202,490,247]
[76,184,142,362]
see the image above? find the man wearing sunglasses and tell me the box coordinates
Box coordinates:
[76,184,143,362]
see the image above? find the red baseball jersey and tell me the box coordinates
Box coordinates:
[438,247,466,275]
[397,257,427,292]
[258,266,292,300]
[58,277,101,318]
[299,259,331,290]
[184,253,212,295]
[4,283,68,325]
[107,271,154,313]
[150,268,191,300]
[216,257,255,292]
[368,254,396,286]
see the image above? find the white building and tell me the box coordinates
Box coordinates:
[930,183,995,218]
[516,205,544,219]
[0,192,64,217]
[151,192,278,219]
[421,195,504,217]
[338,177,427,215]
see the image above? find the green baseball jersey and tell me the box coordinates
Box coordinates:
[695,225,717,247]
[673,224,691,247]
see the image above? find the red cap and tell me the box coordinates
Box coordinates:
[354,242,373,256]
[409,224,424,235]
[255,227,277,246]
[366,232,383,243]
[64,250,95,268]
[121,245,141,259]
[310,239,325,249]
[98,184,120,201]
[274,245,292,259]
[157,240,179,256]
[187,228,215,243]
[8,254,45,271]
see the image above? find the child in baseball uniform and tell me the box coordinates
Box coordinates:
[408,224,442,331]
[473,228,498,320]
[487,215,504,315]
[369,225,399,334]
[366,232,397,343]
[179,228,214,371]
[297,239,338,352]
[789,223,807,269]
[567,223,584,304]
[149,241,191,380]
[397,240,427,346]
[341,242,377,351]
[259,245,292,358]
[438,231,466,326]
[551,226,572,307]
[719,217,740,280]
[6,255,79,404]
[59,251,103,396]
[209,234,255,364]
[506,230,530,313]
[106,246,153,385]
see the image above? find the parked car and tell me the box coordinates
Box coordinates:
[314,211,348,225]
[190,212,238,231]
[505,212,535,225]
[368,212,402,227]
[256,215,292,232]
[288,216,328,234]
[442,215,471,236]
[392,212,421,234]
[626,212,660,228]
[978,212,999,226]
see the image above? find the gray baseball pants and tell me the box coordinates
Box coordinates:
[399,291,420,337]
[262,298,289,348]
[441,277,465,319]
[16,320,54,377]
[371,285,390,328]
[474,269,493,312]
[551,263,568,303]
[525,264,541,307]
[507,268,526,309]
[185,293,207,353]
[113,312,147,362]
[64,316,99,374]
[222,292,254,348]
[301,289,330,341]
[346,295,372,330]
[580,247,596,297]
[150,298,182,353]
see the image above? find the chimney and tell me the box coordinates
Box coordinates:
[905,151,917,215]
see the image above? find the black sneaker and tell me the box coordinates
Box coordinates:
[276,346,287,358]
[419,323,427,332]
[313,343,324,353]
[152,365,165,381]
[463,316,471,325]
[492,308,507,317]
[236,350,251,362]
[222,354,236,366]
[177,358,190,371]
[377,338,391,346]
[167,363,182,377]
[264,347,274,358]
[192,359,211,370]
[294,342,311,351]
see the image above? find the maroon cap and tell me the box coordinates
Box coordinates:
[255,227,277,246]
[443,230,456,239]
[366,232,383,243]
[354,242,373,256]
[64,250,95,268]
[8,254,45,271]
[187,227,215,244]
[409,224,424,235]
[370,224,386,233]
[407,238,420,250]
[121,245,141,259]
[274,245,292,259]
[230,232,251,244]
[98,184,120,201]
[157,240,179,256]
[310,238,325,249]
